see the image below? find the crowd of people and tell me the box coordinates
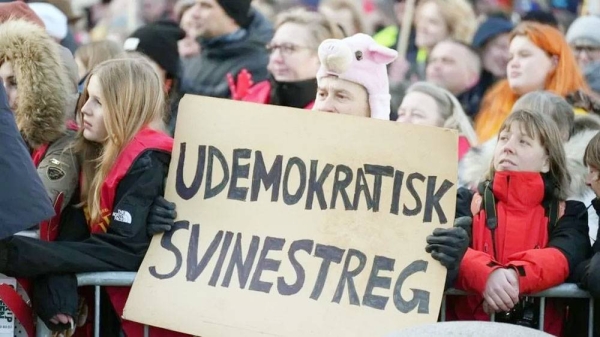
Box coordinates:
[1,0,600,336]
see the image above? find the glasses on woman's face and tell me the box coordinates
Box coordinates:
[266,42,311,56]
[573,45,600,59]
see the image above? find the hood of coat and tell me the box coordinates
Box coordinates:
[0,19,69,149]
[459,137,496,189]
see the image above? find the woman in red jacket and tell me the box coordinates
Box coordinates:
[230,8,343,109]
[448,109,591,336]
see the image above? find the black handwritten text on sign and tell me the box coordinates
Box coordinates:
[174,144,454,224]
[150,221,431,314]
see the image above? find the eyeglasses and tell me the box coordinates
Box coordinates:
[573,45,600,57]
[266,43,312,55]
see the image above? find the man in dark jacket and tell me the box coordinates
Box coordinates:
[181,0,273,98]
[0,80,54,239]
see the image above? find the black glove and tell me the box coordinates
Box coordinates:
[147,196,177,236]
[32,274,78,332]
[425,217,471,270]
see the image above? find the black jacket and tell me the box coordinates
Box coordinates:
[0,150,169,329]
[575,198,600,297]
[180,9,273,98]
[0,83,54,238]
[0,150,170,277]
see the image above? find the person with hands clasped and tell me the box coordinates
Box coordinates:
[446,109,591,336]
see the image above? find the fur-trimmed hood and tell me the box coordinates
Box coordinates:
[459,119,600,199]
[0,19,69,149]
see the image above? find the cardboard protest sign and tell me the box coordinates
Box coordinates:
[123,95,458,337]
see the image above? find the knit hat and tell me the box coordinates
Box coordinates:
[472,17,513,49]
[28,2,68,40]
[522,10,559,28]
[216,0,252,28]
[316,33,398,120]
[0,1,44,27]
[38,0,82,23]
[124,20,186,78]
[566,16,600,47]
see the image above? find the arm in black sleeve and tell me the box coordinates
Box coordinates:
[548,200,592,278]
[0,151,170,278]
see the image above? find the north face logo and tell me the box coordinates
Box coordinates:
[113,209,132,224]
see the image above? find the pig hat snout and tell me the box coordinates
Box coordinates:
[317,33,398,120]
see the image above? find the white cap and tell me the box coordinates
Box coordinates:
[28,3,68,40]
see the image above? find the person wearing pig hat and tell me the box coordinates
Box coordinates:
[313,33,398,119]
[311,33,470,289]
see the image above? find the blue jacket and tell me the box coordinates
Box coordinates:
[0,83,54,238]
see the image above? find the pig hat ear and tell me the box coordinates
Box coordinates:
[367,44,398,65]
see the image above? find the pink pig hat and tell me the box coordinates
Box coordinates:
[316,33,398,120]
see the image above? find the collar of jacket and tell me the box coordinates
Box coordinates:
[480,171,555,210]
[201,28,248,48]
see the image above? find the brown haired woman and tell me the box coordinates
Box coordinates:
[448,109,591,335]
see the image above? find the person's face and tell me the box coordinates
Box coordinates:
[142,0,168,23]
[313,76,370,118]
[0,62,18,111]
[415,2,449,50]
[507,36,555,96]
[180,6,201,38]
[320,6,356,36]
[493,121,549,173]
[188,0,235,39]
[80,75,108,143]
[396,91,443,127]
[267,23,319,82]
[481,33,510,78]
[394,0,406,24]
[586,166,600,198]
[570,43,600,69]
[426,42,475,95]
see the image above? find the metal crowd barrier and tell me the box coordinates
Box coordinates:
[36,272,149,337]
[35,273,595,337]
[441,284,595,337]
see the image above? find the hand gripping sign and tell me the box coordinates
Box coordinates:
[124,95,458,337]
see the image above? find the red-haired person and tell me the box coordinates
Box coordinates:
[475,22,589,142]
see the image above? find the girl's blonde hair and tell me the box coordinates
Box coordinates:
[75,40,125,77]
[275,7,345,51]
[76,58,166,222]
[415,0,477,45]
[406,82,478,146]
[490,109,570,200]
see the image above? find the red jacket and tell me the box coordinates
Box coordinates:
[448,171,589,336]
[240,81,314,109]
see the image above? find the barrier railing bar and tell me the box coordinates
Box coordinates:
[589,298,594,337]
[94,285,100,337]
[76,273,596,337]
[445,283,591,298]
[539,297,545,330]
[440,296,446,322]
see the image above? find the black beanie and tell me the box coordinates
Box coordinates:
[217,0,252,28]
[124,20,186,78]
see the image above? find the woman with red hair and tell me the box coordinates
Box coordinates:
[475,22,589,142]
